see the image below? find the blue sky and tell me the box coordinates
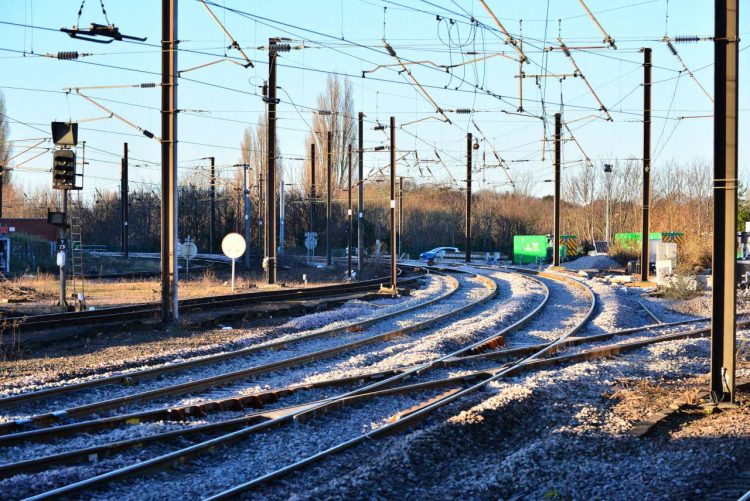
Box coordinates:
[0,0,748,200]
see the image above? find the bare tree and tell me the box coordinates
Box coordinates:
[0,92,11,187]
[303,75,355,192]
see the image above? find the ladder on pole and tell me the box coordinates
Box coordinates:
[69,191,86,309]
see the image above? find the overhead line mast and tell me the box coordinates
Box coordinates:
[710,0,739,405]
[160,0,178,323]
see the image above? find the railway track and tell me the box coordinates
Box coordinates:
[0,270,464,424]
[0,267,523,498]
[1,267,426,332]
[0,269,500,433]
[0,314,728,487]
[2,266,723,500]
[0,267,554,499]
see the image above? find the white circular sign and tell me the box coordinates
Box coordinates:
[222,232,247,259]
[181,241,198,259]
[304,231,318,250]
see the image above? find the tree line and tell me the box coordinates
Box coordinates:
[0,87,744,268]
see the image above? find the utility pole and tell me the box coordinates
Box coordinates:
[0,168,4,219]
[243,163,251,270]
[399,176,403,258]
[258,168,263,268]
[121,143,129,258]
[161,0,178,322]
[279,178,285,256]
[641,47,652,282]
[604,163,613,243]
[553,112,561,267]
[465,133,473,263]
[326,130,332,266]
[265,38,279,284]
[389,116,397,291]
[347,144,353,278]
[58,191,68,308]
[310,142,316,236]
[357,112,364,272]
[209,156,215,254]
[710,0,739,405]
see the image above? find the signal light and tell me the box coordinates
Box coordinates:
[52,149,77,190]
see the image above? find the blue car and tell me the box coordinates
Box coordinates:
[419,246,459,262]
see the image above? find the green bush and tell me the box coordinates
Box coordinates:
[9,233,55,273]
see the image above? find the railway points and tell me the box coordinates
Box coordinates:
[0,1,746,499]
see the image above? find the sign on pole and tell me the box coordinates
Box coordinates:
[181,236,198,279]
[222,232,247,291]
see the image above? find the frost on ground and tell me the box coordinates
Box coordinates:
[563,254,621,271]
[0,274,455,396]
[265,330,750,501]
[5,272,750,500]
[298,271,544,384]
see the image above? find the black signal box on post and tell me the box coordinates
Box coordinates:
[51,122,78,147]
[52,149,79,190]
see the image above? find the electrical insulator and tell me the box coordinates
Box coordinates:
[384,43,397,58]
[666,41,678,56]
[270,43,291,53]
[455,109,472,114]
[56,51,80,60]
[674,36,701,43]
[139,83,157,88]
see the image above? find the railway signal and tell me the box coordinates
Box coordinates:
[52,150,76,189]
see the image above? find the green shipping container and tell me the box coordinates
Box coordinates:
[614,232,663,250]
[513,235,550,264]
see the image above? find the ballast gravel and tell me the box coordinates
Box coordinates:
[258,329,750,501]
[0,273,455,393]
[3,269,743,500]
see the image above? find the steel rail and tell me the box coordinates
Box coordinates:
[204,267,597,499]
[0,270,445,410]
[0,271,488,434]
[0,270,530,446]
[207,317,718,500]
[638,299,665,324]
[0,311,726,480]
[3,267,423,329]
[18,268,516,500]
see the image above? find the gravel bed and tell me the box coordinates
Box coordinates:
[9,272,742,500]
[0,274,484,422]
[0,273,454,393]
[639,293,706,324]
[295,269,545,385]
[3,386,467,500]
[247,329,750,501]
[579,277,659,334]
[495,272,591,346]
[0,270,534,497]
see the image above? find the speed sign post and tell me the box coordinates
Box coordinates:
[222,233,247,291]
[181,236,198,280]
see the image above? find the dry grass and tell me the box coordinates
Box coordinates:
[0,269,342,316]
